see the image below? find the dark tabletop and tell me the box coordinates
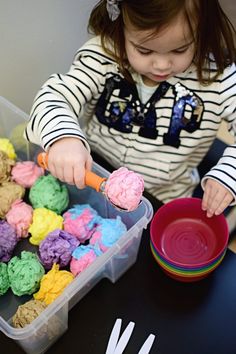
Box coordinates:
[1,216,236,354]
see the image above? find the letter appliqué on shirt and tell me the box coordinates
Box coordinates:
[163,83,204,147]
[95,76,203,147]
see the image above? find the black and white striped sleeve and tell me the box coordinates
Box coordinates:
[201,63,236,203]
[24,40,110,151]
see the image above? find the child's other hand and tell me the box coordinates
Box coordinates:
[47,137,93,189]
[202,179,233,217]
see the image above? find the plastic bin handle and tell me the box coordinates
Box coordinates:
[37,152,107,192]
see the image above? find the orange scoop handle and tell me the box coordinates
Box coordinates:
[37,152,107,192]
[37,152,49,170]
[84,170,107,192]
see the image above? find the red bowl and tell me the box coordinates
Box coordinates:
[150,198,229,270]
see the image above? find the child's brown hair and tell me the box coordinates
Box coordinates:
[88,0,236,84]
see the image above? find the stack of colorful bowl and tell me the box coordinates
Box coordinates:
[150,198,229,282]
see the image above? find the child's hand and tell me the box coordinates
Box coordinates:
[202,179,233,217]
[47,137,93,189]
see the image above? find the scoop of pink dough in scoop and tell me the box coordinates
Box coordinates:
[104,167,144,211]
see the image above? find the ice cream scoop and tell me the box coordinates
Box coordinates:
[37,152,144,212]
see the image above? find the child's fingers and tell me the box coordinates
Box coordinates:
[206,190,224,217]
[63,166,75,185]
[203,182,233,217]
[85,154,93,172]
[201,182,215,212]
[73,164,86,189]
[214,193,233,215]
[201,190,209,211]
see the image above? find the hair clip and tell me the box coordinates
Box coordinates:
[106,0,122,21]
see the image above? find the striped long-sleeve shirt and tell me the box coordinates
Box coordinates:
[25,36,236,204]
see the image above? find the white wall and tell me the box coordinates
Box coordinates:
[0,1,234,117]
[0,0,95,114]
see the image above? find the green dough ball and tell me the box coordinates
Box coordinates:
[0,262,10,295]
[8,251,45,296]
[29,174,69,214]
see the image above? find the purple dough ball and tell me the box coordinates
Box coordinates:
[0,220,18,262]
[39,229,80,269]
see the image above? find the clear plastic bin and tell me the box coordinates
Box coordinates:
[0,96,153,354]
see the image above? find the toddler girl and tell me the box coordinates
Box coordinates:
[25,0,236,217]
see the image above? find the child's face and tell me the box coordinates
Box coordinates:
[124,12,195,86]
